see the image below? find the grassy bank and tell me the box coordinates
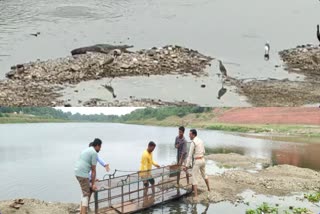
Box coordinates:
[0,114,69,124]
[123,112,320,137]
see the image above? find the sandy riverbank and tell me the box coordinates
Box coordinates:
[0,199,79,214]
[184,153,320,204]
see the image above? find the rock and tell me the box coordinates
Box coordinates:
[1,44,214,106]
[70,65,81,72]
[120,64,131,69]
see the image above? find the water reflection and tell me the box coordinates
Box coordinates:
[206,142,320,171]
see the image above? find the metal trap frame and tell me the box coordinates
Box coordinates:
[90,165,192,214]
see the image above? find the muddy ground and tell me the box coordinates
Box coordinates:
[0,44,319,106]
[228,44,320,107]
[183,153,320,204]
[0,199,79,214]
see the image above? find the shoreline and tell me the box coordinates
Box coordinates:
[0,44,319,106]
[1,112,319,138]
[1,153,319,214]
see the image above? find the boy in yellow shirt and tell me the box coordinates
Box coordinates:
[139,141,160,199]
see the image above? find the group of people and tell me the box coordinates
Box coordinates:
[74,127,210,214]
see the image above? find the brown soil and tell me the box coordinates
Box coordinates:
[0,199,78,214]
[228,78,320,107]
[214,107,320,125]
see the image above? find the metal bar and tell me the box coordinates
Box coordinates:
[162,167,164,203]
[93,165,190,213]
[129,175,131,200]
[137,175,140,202]
[108,175,111,207]
[121,185,124,213]
[93,174,193,204]
[94,191,98,214]
[97,170,181,193]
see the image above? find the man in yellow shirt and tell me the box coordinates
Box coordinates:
[139,141,160,199]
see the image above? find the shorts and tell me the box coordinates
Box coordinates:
[76,176,91,197]
[177,153,187,165]
[143,178,155,187]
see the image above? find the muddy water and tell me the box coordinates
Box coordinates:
[1,0,319,105]
[143,191,320,214]
[1,123,320,204]
[61,73,251,107]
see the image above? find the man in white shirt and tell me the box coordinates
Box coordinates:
[185,129,210,200]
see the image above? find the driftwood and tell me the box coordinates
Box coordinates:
[71,44,133,55]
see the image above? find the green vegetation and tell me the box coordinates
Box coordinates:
[304,192,320,203]
[246,203,313,214]
[0,107,120,122]
[207,124,270,133]
[119,107,212,121]
[292,207,310,214]
[0,107,319,139]
[0,113,68,124]
[0,107,212,123]
[246,203,278,214]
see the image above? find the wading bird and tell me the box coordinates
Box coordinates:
[264,42,270,60]
[218,60,228,78]
[101,83,116,98]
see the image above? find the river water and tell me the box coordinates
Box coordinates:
[0,123,320,213]
[1,0,319,105]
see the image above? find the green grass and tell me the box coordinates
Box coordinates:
[206,124,270,133]
[122,112,320,137]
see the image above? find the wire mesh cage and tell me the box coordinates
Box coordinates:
[89,165,192,214]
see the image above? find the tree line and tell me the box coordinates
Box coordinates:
[0,107,212,122]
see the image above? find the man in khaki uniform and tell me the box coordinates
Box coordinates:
[185,129,210,200]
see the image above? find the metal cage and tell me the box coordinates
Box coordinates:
[89,165,192,214]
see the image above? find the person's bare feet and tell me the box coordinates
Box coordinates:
[193,197,199,203]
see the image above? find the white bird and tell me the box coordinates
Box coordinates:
[264,42,270,60]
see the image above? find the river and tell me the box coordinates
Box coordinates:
[0,122,320,213]
[1,0,320,105]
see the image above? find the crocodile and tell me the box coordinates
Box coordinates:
[71,44,134,55]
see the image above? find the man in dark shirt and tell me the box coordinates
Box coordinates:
[175,126,188,165]
[175,126,189,185]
